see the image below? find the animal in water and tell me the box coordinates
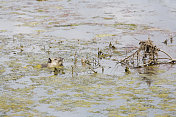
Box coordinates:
[42,58,64,68]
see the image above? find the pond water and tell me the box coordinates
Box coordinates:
[0,0,176,116]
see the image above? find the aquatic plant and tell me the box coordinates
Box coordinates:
[120,38,176,68]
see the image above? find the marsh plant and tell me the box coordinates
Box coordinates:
[120,39,176,68]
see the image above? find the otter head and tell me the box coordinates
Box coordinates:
[47,57,64,68]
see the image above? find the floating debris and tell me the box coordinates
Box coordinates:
[98,48,111,59]
[125,66,130,74]
[81,58,90,66]
[162,39,168,45]
[120,39,176,68]
[109,42,116,49]
[81,57,100,73]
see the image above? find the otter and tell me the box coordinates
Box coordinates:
[42,57,64,68]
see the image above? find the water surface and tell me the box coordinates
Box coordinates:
[0,0,176,116]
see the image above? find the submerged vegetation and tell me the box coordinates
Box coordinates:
[0,0,176,116]
[1,32,175,116]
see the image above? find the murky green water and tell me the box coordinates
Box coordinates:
[0,0,176,116]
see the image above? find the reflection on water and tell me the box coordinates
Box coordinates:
[137,66,157,87]
[0,0,176,116]
[137,66,159,75]
[142,76,152,87]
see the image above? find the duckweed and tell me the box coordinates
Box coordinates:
[96,34,116,38]
[0,0,176,116]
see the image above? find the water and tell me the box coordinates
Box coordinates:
[0,0,176,116]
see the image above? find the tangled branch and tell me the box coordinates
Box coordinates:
[120,39,176,68]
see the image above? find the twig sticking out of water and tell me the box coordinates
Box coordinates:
[120,39,175,68]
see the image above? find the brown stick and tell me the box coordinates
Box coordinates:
[159,49,173,60]
[120,49,140,63]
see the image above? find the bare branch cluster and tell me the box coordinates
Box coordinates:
[120,39,176,68]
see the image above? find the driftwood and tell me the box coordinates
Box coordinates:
[120,39,176,68]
